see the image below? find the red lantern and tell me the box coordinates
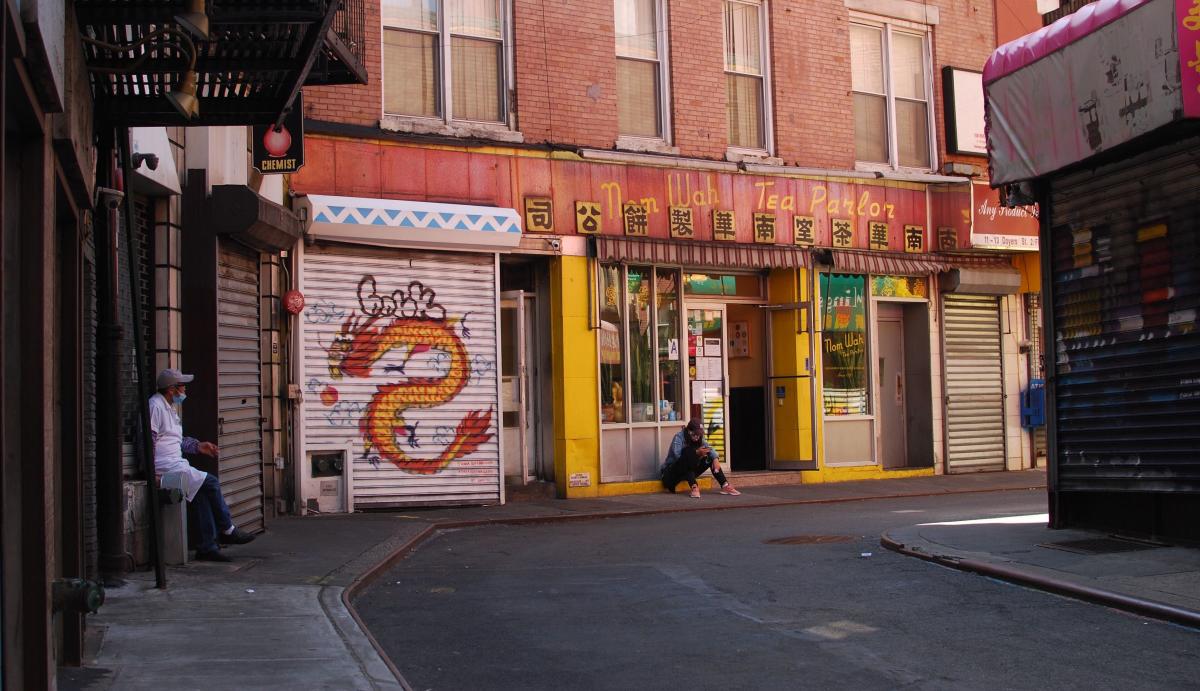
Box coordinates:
[283,290,305,315]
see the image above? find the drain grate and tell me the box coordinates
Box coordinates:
[764,535,857,545]
[1038,537,1159,555]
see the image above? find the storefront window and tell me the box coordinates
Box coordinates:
[627,266,655,422]
[599,264,626,423]
[684,272,762,297]
[655,268,681,421]
[599,264,685,426]
[821,273,869,415]
[871,275,928,298]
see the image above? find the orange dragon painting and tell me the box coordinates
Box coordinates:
[323,275,493,475]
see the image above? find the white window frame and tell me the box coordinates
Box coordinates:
[380,0,520,139]
[614,0,674,150]
[849,13,936,173]
[723,0,775,158]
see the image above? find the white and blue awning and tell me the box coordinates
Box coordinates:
[299,194,522,251]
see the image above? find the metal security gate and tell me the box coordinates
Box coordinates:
[1048,138,1200,494]
[942,294,1006,472]
[301,245,501,507]
[216,242,264,533]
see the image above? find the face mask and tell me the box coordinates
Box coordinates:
[174,392,187,405]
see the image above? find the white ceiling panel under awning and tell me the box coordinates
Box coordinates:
[298,194,522,252]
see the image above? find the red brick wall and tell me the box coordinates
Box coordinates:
[931,0,996,170]
[666,1,728,159]
[303,0,382,127]
[300,0,998,172]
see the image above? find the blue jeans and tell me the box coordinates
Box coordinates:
[190,473,233,554]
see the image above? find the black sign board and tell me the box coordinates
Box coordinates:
[253,98,304,174]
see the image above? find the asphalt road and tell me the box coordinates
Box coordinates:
[356,489,1200,690]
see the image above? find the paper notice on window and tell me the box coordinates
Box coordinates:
[698,357,723,381]
[704,338,722,355]
[691,381,705,405]
[667,338,679,360]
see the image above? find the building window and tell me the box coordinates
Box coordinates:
[599,264,683,424]
[383,0,507,124]
[724,0,768,151]
[615,0,667,139]
[850,20,932,169]
[821,273,869,416]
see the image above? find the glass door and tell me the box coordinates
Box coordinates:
[686,305,730,465]
[500,291,528,482]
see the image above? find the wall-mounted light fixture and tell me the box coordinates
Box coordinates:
[82,27,201,121]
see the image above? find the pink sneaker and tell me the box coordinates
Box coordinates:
[720,485,741,496]
[689,486,701,498]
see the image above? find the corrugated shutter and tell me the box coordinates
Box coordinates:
[595,236,810,269]
[302,246,501,507]
[943,293,1006,472]
[1048,137,1200,492]
[216,243,264,533]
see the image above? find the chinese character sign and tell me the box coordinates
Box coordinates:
[669,206,695,239]
[753,213,776,244]
[793,216,815,246]
[713,210,736,241]
[869,222,889,251]
[623,203,649,236]
[524,197,554,233]
[938,226,958,251]
[904,225,924,253]
[831,219,854,248]
[575,201,601,234]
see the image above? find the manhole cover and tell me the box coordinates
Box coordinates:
[764,535,856,545]
[1038,537,1159,555]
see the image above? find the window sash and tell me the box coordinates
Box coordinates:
[615,0,659,60]
[724,0,763,76]
[849,20,931,170]
[617,57,663,138]
[382,0,509,124]
[727,73,764,150]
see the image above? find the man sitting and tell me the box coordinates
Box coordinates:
[149,368,255,562]
[661,419,741,499]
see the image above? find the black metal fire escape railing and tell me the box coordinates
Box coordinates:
[75,0,367,127]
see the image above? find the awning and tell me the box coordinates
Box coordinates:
[210,185,303,253]
[830,250,945,276]
[983,0,1196,184]
[299,194,522,252]
[594,236,809,269]
[940,267,1022,295]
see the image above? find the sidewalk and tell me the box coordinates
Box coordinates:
[62,468,1197,689]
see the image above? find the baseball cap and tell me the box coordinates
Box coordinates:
[156,368,195,389]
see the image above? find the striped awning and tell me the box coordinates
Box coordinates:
[831,250,946,276]
[299,194,522,251]
[595,236,810,269]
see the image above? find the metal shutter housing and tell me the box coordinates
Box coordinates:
[216,243,265,533]
[942,294,1006,472]
[301,246,501,507]
[1048,137,1200,493]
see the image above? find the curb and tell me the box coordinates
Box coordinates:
[880,533,1200,630]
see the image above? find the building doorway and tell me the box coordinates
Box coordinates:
[500,257,553,485]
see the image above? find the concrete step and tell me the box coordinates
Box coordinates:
[504,479,557,502]
[725,470,807,487]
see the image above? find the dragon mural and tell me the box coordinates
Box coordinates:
[322,275,493,475]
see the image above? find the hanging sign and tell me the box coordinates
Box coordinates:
[253,97,305,174]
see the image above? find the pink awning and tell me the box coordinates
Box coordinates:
[983,0,1152,85]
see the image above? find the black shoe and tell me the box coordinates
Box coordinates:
[219,527,256,545]
[195,549,232,563]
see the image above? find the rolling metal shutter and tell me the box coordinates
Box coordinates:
[302,246,501,507]
[216,243,265,533]
[1048,138,1200,492]
[943,294,1006,472]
